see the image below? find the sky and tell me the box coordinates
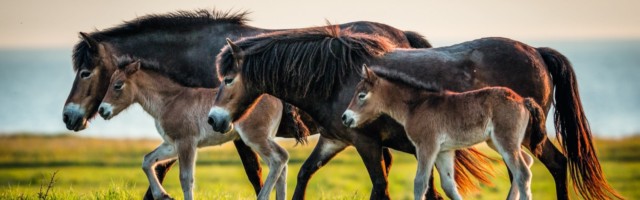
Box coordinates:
[0,0,639,48]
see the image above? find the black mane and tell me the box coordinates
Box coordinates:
[217,26,395,99]
[72,9,250,71]
[114,55,161,73]
[370,66,442,93]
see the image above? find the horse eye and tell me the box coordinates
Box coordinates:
[114,83,124,90]
[79,70,91,79]
[224,78,234,85]
[358,92,367,100]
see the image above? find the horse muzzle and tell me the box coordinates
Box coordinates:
[208,107,234,134]
[98,103,113,120]
[63,103,88,132]
[341,110,357,128]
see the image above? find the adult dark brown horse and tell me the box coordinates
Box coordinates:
[62,9,487,200]
[210,26,622,200]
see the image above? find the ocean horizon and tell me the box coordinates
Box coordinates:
[1,39,639,139]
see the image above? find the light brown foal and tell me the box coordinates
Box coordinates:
[99,59,289,200]
[343,65,547,200]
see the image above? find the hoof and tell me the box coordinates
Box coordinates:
[158,193,174,200]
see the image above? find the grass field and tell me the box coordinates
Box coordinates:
[0,134,638,200]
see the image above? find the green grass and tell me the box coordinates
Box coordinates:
[0,134,638,199]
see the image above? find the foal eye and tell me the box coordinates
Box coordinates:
[357,92,367,100]
[79,70,91,79]
[223,78,234,85]
[114,82,124,90]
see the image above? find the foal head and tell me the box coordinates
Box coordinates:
[342,65,388,128]
[98,60,141,120]
[63,33,117,131]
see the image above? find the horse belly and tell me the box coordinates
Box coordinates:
[440,124,491,151]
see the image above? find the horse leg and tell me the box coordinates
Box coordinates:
[253,140,289,200]
[176,138,197,200]
[414,145,439,200]
[489,137,531,200]
[382,147,393,174]
[143,159,177,200]
[353,137,390,200]
[233,139,263,195]
[142,142,177,200]
[529,138,568,200]
[293,136,348,200]
[435,150,462,200]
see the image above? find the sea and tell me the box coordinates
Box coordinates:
[0,39,639,139]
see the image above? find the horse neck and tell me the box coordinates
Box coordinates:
[379,81,443,126]
[130,70,198,118]
[107,24,270,88]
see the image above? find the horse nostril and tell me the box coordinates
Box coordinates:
[63,113,70,123]
[341,113,347,121]
[98,107,104,115]
[207,116,215,126]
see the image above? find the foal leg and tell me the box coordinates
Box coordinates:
[253,140,289,200]
[176,138,197,200]
[143,159,177,200]
[435,150,462,200]
[293,136,348,200]
[233,139,264,195]
[142,142,178,199]
[490,139,531,200]
[414,145,439,200]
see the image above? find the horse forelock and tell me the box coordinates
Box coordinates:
[72,40,94,72]
[217,26,395,99]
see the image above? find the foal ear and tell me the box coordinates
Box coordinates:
[362,64,377,82]
[124,61,141,76]
[226,38,244,60]
[79,32,98,49]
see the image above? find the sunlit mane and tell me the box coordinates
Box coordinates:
[72,9,250,71]
[370,67,442,93]
[217,26,395,99]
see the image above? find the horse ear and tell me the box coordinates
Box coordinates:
[362,64,377,82]
[125,61,141,75]
[226,38,244,59]
[79,32,98,49]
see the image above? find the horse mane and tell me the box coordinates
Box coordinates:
[217,26,395,99]
[370,66,442,93]
[114,55,161,73]
[72,9,250,71]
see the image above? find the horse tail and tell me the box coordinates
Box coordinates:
[453,147,496,195]
[278,103,310,145]
[523,97,548,157]
[403,31,432,48]
[538,47,623,199]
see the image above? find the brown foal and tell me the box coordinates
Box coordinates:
[343,65,548,200]
[99,59,289,200]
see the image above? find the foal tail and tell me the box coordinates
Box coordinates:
[538,47,623,199]
[523,98,547,157]
[403,31,433,48]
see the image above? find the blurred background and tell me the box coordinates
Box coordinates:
[0,1,638,199]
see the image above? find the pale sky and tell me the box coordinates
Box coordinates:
[1,0,639,48]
